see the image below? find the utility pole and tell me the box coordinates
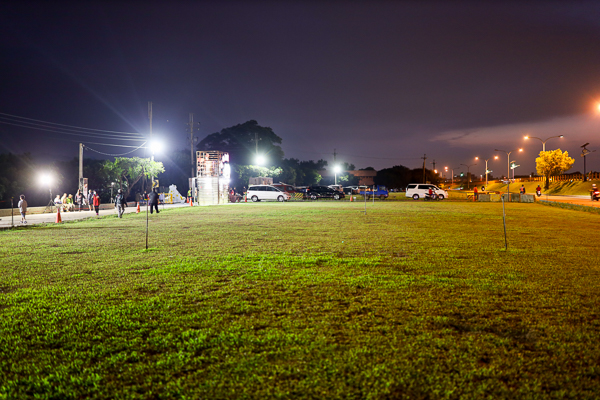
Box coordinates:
[78,143,84,191]
[148,101,153,191]
[421,154,427,183]
[581,143,596,182]
[189,113,195,179]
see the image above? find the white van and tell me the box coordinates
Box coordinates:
[247,185,291,202]
[405,184,448,200]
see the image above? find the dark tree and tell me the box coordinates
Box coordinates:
[197,120,284,166]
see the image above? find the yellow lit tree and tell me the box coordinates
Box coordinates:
[536,149,574,190]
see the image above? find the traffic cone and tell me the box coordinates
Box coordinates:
[244,194,247,202]
[55,208,62,223]
[350,195,353,202]
[136,203,140,213]
[189,198,193,206]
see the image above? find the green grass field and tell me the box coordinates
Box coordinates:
[1,201,599,399]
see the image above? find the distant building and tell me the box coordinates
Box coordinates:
[348,170,376,186]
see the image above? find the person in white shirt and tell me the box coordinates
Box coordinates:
[18,194,28,224]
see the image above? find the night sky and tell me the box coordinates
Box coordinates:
[1,0,600,177]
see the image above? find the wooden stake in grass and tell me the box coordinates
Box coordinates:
[501,193,508,250]
[146,200,149,250]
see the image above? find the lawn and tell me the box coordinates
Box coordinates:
[1,201,599,399]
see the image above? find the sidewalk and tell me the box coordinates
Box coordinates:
[0,203,193,228]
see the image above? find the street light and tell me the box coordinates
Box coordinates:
[147,139,164,190]
[255,155,266,166]
[460,163,477,189]
[444,166,448,182]
[524,135,563,152]
[449,166,460,186]
[333,165,342,185]
[495,148,523,181]
[39,172,55,212]
[475,156,498,188]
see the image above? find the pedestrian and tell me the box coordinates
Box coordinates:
[520,185,526,194]
[87,190,94,211]
[135,191,141,207]
[114,188,126,218]
[481,185,485,192]
[18,194,28,224]
[187,188,191,202]
[61,193,69,212]
[75,190,84,211]
[473,186,478,200]
[149,188,159,214]
[93,191,100,216]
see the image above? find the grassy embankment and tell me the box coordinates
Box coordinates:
[450,180,600,195]
[1,201,599,399]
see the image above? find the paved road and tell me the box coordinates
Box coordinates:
[0,203,193,228]
[538,194,600,208]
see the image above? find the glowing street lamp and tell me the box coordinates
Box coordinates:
[475,155,498,188]
[149,139,164,154]
[146,139,164,190]
[255,155,266,166]
[524,135,563,152]
[333,165,342,185]
[495,148,523,180]
[39,172,55,212]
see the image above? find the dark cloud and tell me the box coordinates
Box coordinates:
[1,1,600,172]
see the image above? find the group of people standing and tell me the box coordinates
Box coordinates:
[14,187,162,225]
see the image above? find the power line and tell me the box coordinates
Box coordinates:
[85,142,148,157]
[0,112,143,136]
[0,120,146,141]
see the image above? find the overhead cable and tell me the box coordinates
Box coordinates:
[85,142,148,157]
[0,120,146,141]
[0,112,143,136]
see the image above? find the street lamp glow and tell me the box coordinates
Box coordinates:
[524,135,563,152]
[333,164,342,185]
[255,155,266,165]
[149,139,163,154]
[476,156,498,188]
[39,172,53,186]
[495,148,523,180]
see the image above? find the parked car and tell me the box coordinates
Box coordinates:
[247,185,291,202]
[305,185,345,200]
[405,184,448,200]
[358,185,389,199]
[328,184,343,192]
[272,183,300,193]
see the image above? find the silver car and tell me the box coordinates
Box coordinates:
[405,184,448,200]
[247,185,291,202]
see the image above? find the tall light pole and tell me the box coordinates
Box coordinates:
[524,135,564,152]
[495,148,523,180]
[475,156,498,188]
[334,165,342,185]
[460,163,477,189]
[581,143,596,182]
[444,166,448,183]
[449,166,460,186]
